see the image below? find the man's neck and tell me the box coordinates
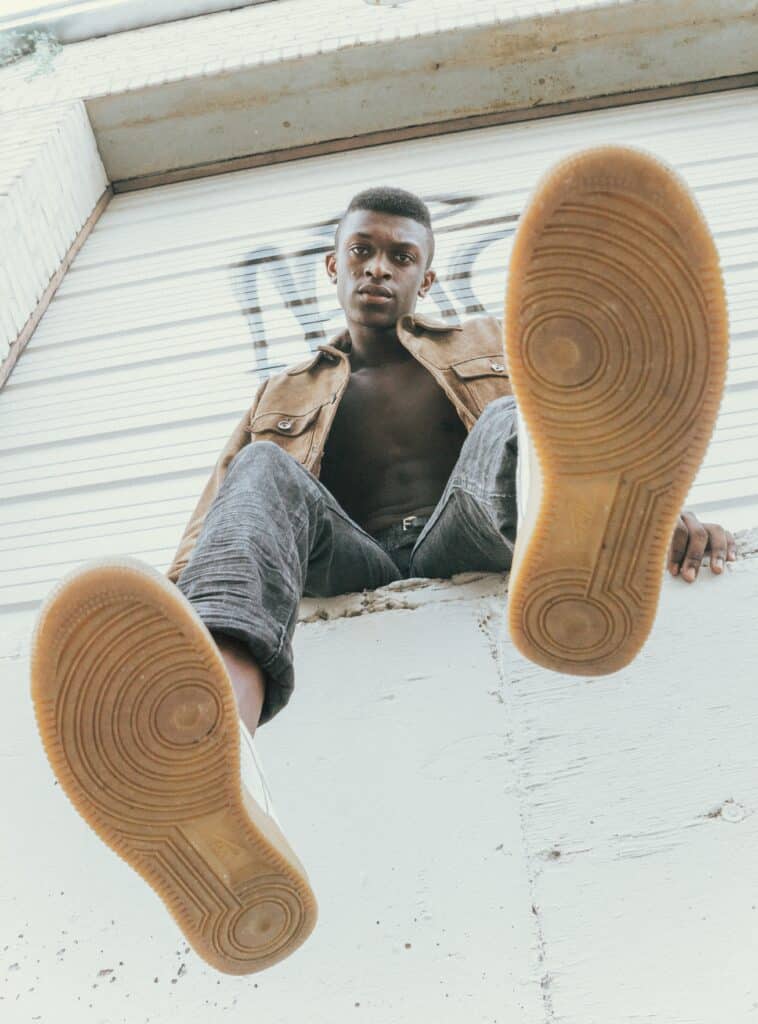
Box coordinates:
[345,316,414,372]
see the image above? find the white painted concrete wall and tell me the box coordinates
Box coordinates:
[3,552,757,1022]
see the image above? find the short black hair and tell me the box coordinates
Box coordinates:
[335,186,435,268]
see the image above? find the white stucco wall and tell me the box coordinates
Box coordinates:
[3,547,758,1022]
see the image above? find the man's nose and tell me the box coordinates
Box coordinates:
[365,254,391,278]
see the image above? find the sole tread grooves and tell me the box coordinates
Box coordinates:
[31,557,318,974]
[505,145,728,675]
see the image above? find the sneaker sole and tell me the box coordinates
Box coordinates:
[31,556,318,974]
[504,145,729,675]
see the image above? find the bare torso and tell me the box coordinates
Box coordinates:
[318,355,468,534]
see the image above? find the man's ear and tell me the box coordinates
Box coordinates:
[418,268,436,298]
[325,251,337,280]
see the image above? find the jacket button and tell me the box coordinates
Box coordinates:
[490,361,505,372]
[277,419,293,431]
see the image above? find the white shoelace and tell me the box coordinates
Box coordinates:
[238,718,283,829]
[516,414,532,526]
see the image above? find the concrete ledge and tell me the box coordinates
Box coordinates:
[4,541,758,1020]
[298,526,758,625]
[84,0,758,186]
[299,570,510,624]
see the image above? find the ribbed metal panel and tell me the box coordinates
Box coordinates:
[2,86,756,611]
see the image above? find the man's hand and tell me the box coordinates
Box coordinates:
[668,509,736,583]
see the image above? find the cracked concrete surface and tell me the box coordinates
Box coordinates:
[298,569,507,624]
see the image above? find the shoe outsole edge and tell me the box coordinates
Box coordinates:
[504,145,729,675]
[30,555,318,975]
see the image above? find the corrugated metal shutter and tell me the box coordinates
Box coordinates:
[2,86,756,612]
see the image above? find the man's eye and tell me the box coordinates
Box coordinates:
[397,254,413,263]
[350,246,368,255]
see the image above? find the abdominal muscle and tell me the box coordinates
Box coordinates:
[317,360,469,536]
[354,462,447,535]
[321,452,460,535]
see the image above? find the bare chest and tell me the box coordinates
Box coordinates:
[325,359,465,463]
[319,358,469,529]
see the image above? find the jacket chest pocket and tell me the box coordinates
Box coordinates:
[450,354,512,415]
[248,406,322,465]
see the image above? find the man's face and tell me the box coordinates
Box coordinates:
[326,209,436,327]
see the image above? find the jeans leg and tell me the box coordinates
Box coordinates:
[409,395,519,579]
[176,441,402,725]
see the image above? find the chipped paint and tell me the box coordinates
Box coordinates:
[298,571,508,623]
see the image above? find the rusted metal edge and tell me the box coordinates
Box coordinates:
[0,185,113,393]
[111,72,758,194]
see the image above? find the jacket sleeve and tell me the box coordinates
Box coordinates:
[165,379,267,585]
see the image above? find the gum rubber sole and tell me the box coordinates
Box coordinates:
[504,145,729,675]
[30,557,318,975]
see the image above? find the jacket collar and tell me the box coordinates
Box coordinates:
[398,311,463,334]
[286,313,461,375]
[286,329,350,375]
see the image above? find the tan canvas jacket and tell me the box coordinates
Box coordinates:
[166,311,510,584]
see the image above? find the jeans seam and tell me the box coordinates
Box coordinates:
[300,496,401,586]
[444,482,501,504]
[408,491,454,569]
[262,624,288,671]
[410,482,515,571]
[326,502,398,559]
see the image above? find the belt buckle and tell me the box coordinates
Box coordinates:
[402,515,417,531]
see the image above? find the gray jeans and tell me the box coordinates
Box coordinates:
[176,394,519,726]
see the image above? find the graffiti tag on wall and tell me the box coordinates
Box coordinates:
[229,193,520,372]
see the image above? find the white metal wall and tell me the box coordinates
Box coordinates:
[1,86,757,616]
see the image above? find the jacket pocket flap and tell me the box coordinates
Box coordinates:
[249,406,321,437]
[451,354,508,380]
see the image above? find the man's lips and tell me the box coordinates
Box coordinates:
[358,285,393,299]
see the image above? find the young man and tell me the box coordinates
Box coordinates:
[31,146,734,976]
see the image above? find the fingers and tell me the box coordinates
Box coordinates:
[670,512,737,583]
[668,516,688,577]
[705,522,728,574]
[726,530,737,564]
[679,511,708,582]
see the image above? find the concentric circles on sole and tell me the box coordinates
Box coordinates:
[30,556,318,974]
[505,146,729,674]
